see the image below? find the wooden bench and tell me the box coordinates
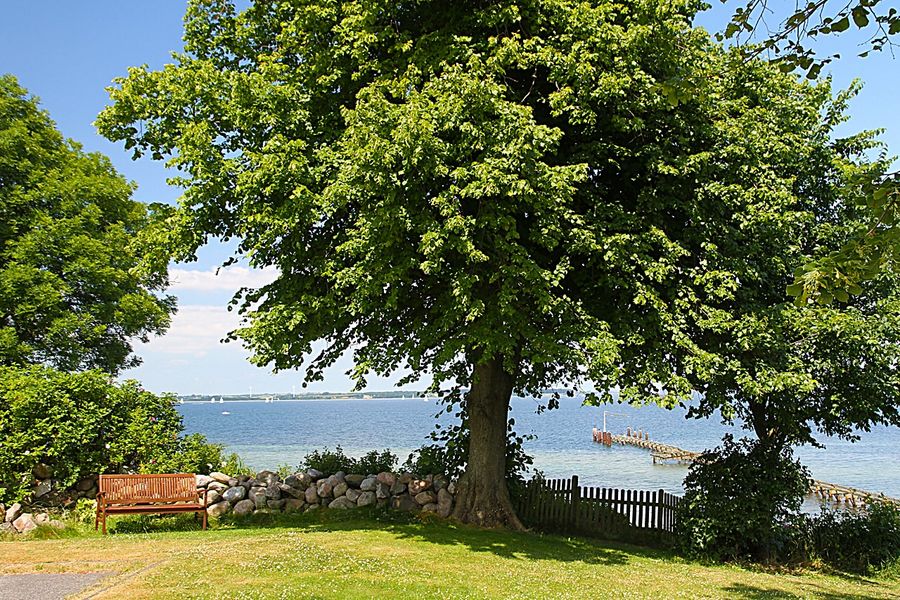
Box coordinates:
[95,473,207,534]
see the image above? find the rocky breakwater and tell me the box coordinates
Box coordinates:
[199,470,456,520]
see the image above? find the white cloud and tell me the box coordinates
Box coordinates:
[168,266,278,292]
[139,305,244,357]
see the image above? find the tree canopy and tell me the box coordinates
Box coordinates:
[0,75,173,374]
[98,0,900,526]
[715,1,900,304]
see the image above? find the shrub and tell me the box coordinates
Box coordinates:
[810,501,900,574]
[0,365,231,503]
[354,449,398,475]
[676,435,810,562]
[299,446,398,475]
[403,444,455,478]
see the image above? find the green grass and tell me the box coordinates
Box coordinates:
[1,510,898,599]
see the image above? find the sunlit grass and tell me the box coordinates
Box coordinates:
[1,510,897,599]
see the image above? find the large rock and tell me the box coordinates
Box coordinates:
[398,473,413,484]
[328,496,356,510]
[304,486,319,505]
[391,494,419,512]
[333,482,348,498]
[376,472,396,487]
[0,523,15,534]
[360,477,377,492]
[264,485,282,500]
[13,514,37,534]
[34,513,50,526]
[356,491,377,507]
[5,503,22,523]
[422,503,439,513]
[279,484,303,499]
[222,486,246,504]
[375,482,391,500]
[433,475,448,492]
[389,481,407,496]
[207,501,230,518]
[415,491,436,506]
[284,473,311,489]
[76,477,97,492]
[316,480,333,498]
[195,474,213,488]
[228,478,240,488]
[408,479,431,495]
[34,479,52,498]
[251,487,268,509]
[306,468,324,481]
[267,499,286,511]
[437,488,453,518]
[32,463,53,480]
[284,499,305,513]
[447,481,457,495]
[232,499,255,516]
[327,472,345,487]
[206,489,222,506]
[207,481,228,493]
[257,471,280,487]
[209,472,231,484]
[344,474,365,488]
[345,488,362,503]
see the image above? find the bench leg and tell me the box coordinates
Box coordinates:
[102,512,107,535]
[201,509,207,531]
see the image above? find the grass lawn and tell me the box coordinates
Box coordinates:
[1,510,898,599]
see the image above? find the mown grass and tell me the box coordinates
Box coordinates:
[1,509,898,599]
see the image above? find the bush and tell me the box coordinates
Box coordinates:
[676,435,810,562]
[0,365,232,503]
[300,446,398,476]
[403,444,456,478]
[810,501,900,574]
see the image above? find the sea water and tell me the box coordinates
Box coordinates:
[178,397,900,499]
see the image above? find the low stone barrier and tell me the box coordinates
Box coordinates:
[199,470,456,519]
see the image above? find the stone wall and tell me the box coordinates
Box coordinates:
[200,469,456,519]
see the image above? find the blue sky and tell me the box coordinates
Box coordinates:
[1,1,898,395]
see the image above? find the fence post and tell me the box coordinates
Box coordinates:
[571,475,580,530]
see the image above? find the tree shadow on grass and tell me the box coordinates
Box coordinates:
[721,582,891,600]
[105,508,644,565]
[238,508,656,566]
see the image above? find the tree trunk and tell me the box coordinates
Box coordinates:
[451,357,525,530]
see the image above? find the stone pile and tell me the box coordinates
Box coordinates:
[199,470,456,519]
[1,502,65,535]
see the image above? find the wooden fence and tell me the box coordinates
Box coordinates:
[515,476,681,546]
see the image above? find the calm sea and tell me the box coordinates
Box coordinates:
[178,397,900,500]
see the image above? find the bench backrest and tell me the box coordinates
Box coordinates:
[99,473,198,504]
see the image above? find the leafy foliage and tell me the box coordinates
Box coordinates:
[299,446,398,476]
[676,436,811,562]
[0,365,229,503]
[0,75,173,374]
[810,501,900,574]
[718,0,900,77]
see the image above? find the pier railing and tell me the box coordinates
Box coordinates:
[515,475,681,547]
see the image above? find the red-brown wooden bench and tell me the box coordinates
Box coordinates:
[95,473,207,534]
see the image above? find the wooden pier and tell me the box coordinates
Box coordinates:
[592,427,900,508]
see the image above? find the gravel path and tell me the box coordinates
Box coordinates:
[0,572,111,600]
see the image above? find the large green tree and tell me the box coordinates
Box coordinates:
[0,75,173,374]
[98,0,900,527]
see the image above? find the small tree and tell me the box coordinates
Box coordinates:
[0,75,173,374]
[98,0,900,527]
